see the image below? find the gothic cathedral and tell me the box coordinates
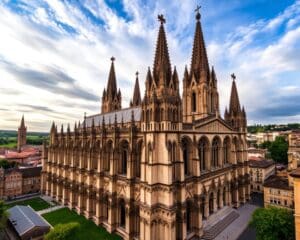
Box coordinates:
[42,9,249,240]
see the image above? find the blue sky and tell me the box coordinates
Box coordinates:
[0,0,300,131]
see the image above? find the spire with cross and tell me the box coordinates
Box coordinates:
[158,14,166,24]
[195,5,201,20]
[231,73,236,81]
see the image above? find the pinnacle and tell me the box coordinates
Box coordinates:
[153,16,172,86]
[190,11,209,82]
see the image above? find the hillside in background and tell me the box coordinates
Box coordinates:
[0,130,49,148]
[248,123,300,133]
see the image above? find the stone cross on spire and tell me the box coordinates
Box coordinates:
[195,5,201,20]
[231,73,236,81]
[158,14,166,24]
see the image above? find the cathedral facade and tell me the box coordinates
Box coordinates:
[41,10,249,240]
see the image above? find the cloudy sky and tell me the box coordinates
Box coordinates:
[0,0,300,132]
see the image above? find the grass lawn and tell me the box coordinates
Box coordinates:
[0,142,17,148]
[5,197,51,211]
[42,208,121,240]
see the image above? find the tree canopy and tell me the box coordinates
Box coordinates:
[45,222,80,240]
[0,201,8,231]
[250,206,295,240]
[259,136,288,164]
[0,160,18,169]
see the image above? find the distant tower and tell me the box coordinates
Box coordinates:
[17,115,27,152]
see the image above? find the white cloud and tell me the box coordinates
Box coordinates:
[0,0,300,131]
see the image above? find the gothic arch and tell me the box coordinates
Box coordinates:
[223,136,231,165]
[119,140,129,175]
[136,139,143,178]
[198,136,209,172]
[180,136,193,176]
[232,136,240,164]
[211,136,221,168]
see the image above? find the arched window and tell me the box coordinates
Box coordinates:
[136,141,142,178]
[209,193,214,214]
[198,138,208,172]
[120,141,128,175]
[146,110,150,122]
[212,138,220,168]
[103,195,109,221]
[160,108,164,121]
[186,201,192,233]
[201,197,205,219]
[192,92,196,112]
[223,187,227,206]
[223,137,231,165]
[134,206,140,237]
[104,141,112,172]
[119,199,126,228]
[217,189,221,209]
[181,138,191,176]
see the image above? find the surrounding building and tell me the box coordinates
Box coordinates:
[42,10,250,240]
[248,147,267,159]
[263,175,294,209]
[263,130,300,210]
[0,166,42,200]
[290,168,300,240]
[4,147,42,165]
[17,115,27,152]
[249,159,275,193]
[7,205,50,240]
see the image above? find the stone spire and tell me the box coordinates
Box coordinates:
[106,56,117,98]
[228,73,241,114]
[130,71,141,107]
[225,73,246,131]
[101,57,122,113]
[17,115,27,152]
[190,6,209,82]
[153,14,172,87]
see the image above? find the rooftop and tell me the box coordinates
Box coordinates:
[263,175,292,190]
[249,159,274,168]
[84,106,141,127]
[290,167,300,178]
[8,205,50,237]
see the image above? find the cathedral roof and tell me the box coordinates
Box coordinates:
[84,106,142,127]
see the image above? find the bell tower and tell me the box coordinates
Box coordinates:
[17,115,27,152]
[142,14,182,131]
[139,14,182,240]
[183,7,219,122]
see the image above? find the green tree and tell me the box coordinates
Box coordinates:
[45,222,80,240]
[269,136,288,163]
[0,160,17,169]
[250,206,295,240]
[259,141,272,150]
[0,201,8,231]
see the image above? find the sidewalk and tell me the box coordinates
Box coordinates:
[37,205,65,215]
[214,204,258,240]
